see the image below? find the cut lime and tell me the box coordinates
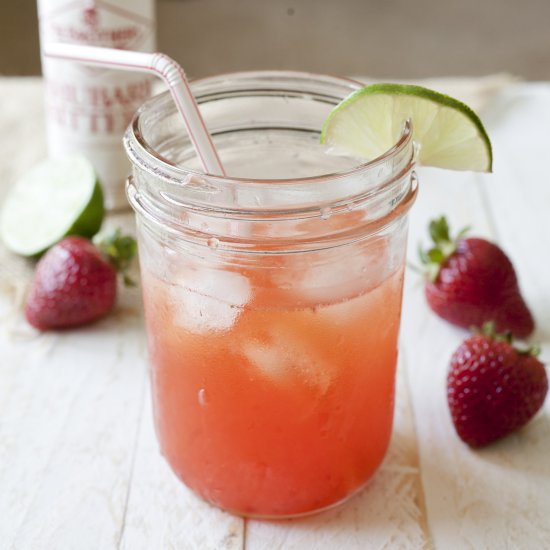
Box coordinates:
[321,83,492,172]
[0,156,104,256]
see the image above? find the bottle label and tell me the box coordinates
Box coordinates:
[38,0,156,209]
[40,0,154,50]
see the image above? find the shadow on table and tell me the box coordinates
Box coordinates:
[475,411,550,477]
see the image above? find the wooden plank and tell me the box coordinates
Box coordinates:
[0,286,149,550]
[118,381,245,550]
[400,167,499,549]
[400,85,550,549]
[472,83,550,543]
[478,84,550,339]
[245,359,430,550]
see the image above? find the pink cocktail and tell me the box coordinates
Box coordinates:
[125,72,417,517]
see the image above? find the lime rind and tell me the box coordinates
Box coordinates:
[69,179,104,240]
[0,156,104,256]
[321,83,493,173]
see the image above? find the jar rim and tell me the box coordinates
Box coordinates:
[124,70,414,188]
[124,70,418,252]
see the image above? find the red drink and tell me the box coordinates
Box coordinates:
[125,71,417,516]
[142,264,404,516]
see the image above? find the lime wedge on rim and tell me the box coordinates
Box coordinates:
[321,83,492,172]
[0,155,104,256]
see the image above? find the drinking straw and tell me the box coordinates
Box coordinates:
[43,43,226,176]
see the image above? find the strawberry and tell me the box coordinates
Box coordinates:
[25,230,136,330]
[447,325,547,447]
[420,217,534,338]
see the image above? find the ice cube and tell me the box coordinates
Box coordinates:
[274,237,390,306]
[241,324,333,393]
[170,268,251,334]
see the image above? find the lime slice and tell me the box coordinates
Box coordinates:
[0,156,104,256]
[321,83,492,172]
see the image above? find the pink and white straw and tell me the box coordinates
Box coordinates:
[43,43,226,176]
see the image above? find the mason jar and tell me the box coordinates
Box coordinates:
[124,71,418,518]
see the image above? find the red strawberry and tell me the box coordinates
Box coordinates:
[25,230,136,330]
[420,217,534,338]
[447,325,547,447]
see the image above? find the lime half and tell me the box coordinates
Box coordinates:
[321,83,492,172]
[0,156,104,256]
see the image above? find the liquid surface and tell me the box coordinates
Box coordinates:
[178,130,363,179]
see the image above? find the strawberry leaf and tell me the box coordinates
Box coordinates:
[94,229,138,287]
[429,216,451,244]
[419,216,469,281]
[428,248,445,263]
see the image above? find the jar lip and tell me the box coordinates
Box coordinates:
[124,70,413,188]
[192,69,362,89]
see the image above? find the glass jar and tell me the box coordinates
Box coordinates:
[124,71,418,518]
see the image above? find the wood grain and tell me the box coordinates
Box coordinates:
[400,90,550,547]
[118,383,245,550]
[0,294,147,549]
[1,79,549,549]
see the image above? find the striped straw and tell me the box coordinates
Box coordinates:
[43,43,226,176]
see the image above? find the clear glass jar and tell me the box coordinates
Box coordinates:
[124,71,418,518]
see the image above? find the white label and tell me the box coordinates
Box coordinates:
[38,0,156,210]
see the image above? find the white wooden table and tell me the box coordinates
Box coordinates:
[1,77,549,549]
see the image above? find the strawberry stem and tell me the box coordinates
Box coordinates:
[477,321,513,343]
[419,216,469,282]
[94,228,138,286]
[474,322,541,357]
